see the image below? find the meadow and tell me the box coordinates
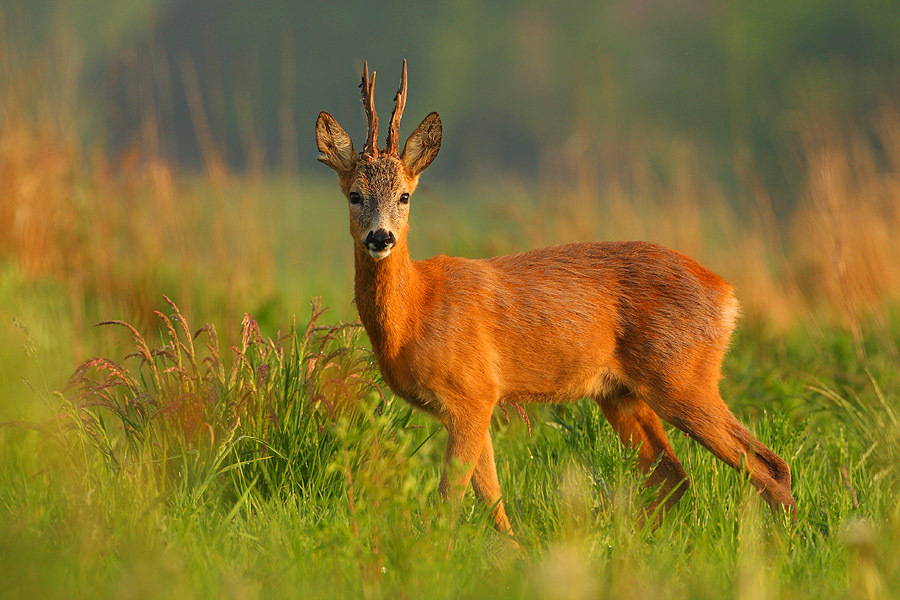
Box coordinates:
[3,41,900,600]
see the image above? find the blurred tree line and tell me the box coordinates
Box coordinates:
[4,0,900,208]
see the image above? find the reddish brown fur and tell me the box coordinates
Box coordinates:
[316,61,795,537]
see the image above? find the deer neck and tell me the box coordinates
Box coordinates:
[354,239,419,359]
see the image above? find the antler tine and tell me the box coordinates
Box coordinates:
[360,60,379,155]
[386,59,408,155]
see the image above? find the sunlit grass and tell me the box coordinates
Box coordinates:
[3,308,899,598]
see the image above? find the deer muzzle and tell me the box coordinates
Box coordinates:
[365,228,396,259]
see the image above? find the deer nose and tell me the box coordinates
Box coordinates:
[365,229,396,251]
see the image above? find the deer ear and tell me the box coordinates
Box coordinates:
[316,112,356,174]
[401,112,441,176]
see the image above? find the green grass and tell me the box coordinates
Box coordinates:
[1,178,899,599]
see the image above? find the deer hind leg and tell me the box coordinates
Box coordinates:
[596,391,689,512]
[647,385,795,511]
[470,428,514,535]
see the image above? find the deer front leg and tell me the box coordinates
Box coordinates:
[439,409,492,510]
[470,428,514,536]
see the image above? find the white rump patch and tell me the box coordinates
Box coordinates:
[719,292,741,336]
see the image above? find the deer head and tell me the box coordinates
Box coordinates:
[316,59,442,260]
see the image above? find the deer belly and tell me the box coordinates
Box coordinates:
[500,356,626,404]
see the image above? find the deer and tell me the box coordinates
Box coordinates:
[315,59,795,537]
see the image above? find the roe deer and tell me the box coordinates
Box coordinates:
[315,59,795,536]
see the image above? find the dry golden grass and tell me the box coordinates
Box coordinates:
[0,45,275,343]
[790,112,900,338]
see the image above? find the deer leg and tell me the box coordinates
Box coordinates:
[470,428,514,535]
[649,388,795,511]
[597,392,689,511]
[439,409,492,508]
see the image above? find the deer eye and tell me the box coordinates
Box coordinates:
[399,193,410,204]
[349,192,362,205]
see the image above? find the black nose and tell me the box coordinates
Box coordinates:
[365,229,396,251]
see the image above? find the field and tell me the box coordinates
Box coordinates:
[3,125,900,599]
[3,22,900,600]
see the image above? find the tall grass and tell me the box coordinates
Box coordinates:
[65,297,389,509]
[0,25,276,345]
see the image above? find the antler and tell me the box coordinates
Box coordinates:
[385,59,408,155]
[360,61,379,155]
